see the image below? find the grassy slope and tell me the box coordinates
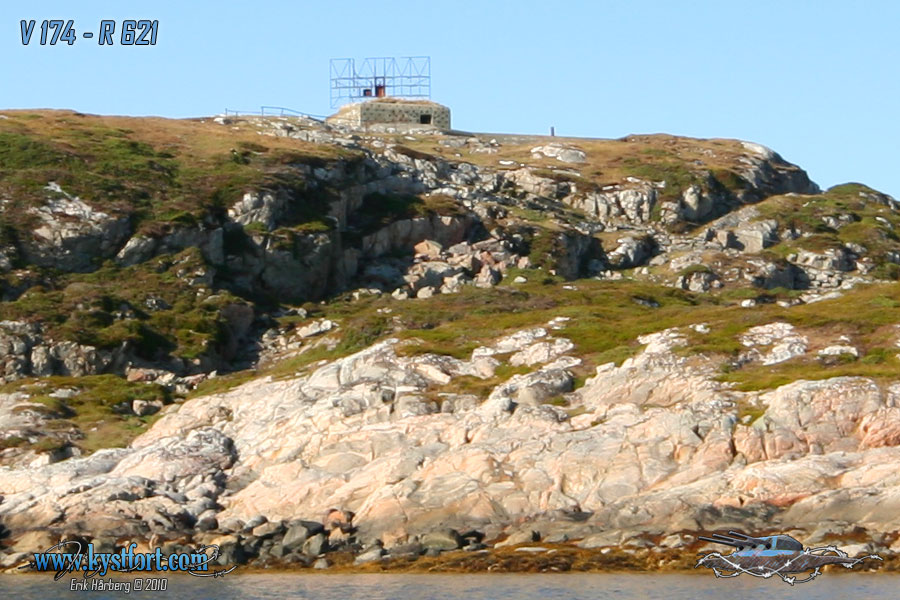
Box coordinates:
[1,111,897,456]
[19,269,894,456]
[755,183,900,276]
[197,275,900,403]
[0,109,352,226]
[0,110,356,454]
[0,111,365,361]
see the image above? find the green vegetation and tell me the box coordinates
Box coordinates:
[275,277,900,396]
[196,278,703,400]
[720,355,900,392]
[6,374,170,412]
[0,248,242,360]
[4,111,900,461]
[735,398,766,425]
[507,206,549,224]
[710,168,749,194]
[621,156,698,203]
[0,435,27,450]
[755,183,900,263]
[0,110,356,241]
[188,369,260,399]
[2,374,170,454]
[528,229,567,271]
[32,436,70,454]
[677,263,713,278]
[349,192,466,237]
[544,396,569,407]
[531,168,599,192]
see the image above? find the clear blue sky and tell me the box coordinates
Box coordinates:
[2,1,898,197]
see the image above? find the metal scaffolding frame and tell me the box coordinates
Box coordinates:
[329,57,431,108]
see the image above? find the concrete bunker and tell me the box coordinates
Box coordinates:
[327,98,451,130]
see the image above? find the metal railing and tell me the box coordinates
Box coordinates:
[222,106,327,121]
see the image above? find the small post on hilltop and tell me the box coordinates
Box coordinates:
[550,126,555,137]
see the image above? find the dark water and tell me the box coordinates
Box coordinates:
[0,572,894,599]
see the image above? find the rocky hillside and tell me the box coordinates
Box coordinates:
[2,109,900,569]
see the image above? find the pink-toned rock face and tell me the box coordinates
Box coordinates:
[2,322,900,548]
[859,407,900,449]
[756,378,884,454]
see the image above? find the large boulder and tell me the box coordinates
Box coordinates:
[22,184,131,272]
[607,235,657,269]
[531,144,587,164]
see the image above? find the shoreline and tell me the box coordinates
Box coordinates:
[4,544,893,576]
